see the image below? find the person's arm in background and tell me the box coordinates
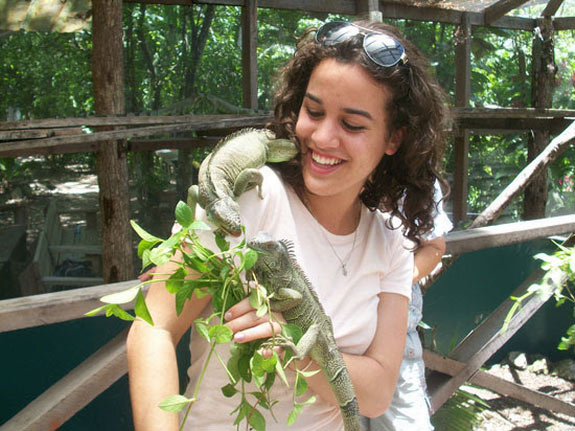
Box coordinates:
[412,236,446,284]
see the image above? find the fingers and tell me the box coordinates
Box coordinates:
[224,297,283,344]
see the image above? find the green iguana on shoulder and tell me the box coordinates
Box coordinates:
[187,128,298,236]
[248,232,361,431]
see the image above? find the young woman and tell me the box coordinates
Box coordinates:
[127,19,449,431]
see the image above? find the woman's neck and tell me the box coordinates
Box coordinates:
[301,191,362,235]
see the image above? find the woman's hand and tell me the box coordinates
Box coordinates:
[224,297,284,344]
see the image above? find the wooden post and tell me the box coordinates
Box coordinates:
[241,0,258,110]
[524,16,555,219]
[452,14,472,225]
[357,0,382,21]
[91,0,134,283]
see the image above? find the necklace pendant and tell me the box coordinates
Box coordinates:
[342,264,348,276]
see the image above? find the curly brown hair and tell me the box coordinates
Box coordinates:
[269,20,450,244]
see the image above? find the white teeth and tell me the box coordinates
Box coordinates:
[311,151,342,166]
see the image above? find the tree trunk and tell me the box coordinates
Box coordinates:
[92,0,134,283]
[524,17,556,220]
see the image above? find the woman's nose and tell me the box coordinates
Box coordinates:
[311,119,339,149]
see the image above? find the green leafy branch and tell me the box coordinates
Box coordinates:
[87,200,315,430]
[503,240,575,351]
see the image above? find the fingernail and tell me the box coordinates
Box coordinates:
[224,312,232,321]
[234,332,245,342]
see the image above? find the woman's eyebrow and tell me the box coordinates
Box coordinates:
[305,92,373,120]
[343,107,373,120]
[304,92,322,104]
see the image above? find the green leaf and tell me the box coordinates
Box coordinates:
[221,383,238,398]
[295,374,307,396]
[209,324,234,344]
[247,406,266,431]
[287,404,303,426]
[175,281,197,316]
[275,355,289,386]
[175,200,194,228]
[165,268,186,293]
[85,305,108,317]
[130,219,162,242]
[194,321,210,341]
[106,304,135,321]
[100,286,140,304]
[215,232,230,252]
[282,324,303,344]
[158,394,194,413]
[150,246,173,266]
[137,239,160,258]
[135,289,154,325]
[243,249,258,271]
[250,352,265,377]
[238,354,252,383]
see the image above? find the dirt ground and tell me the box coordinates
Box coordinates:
[469,361,575,430]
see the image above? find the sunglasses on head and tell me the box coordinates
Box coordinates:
[315,21,408,68]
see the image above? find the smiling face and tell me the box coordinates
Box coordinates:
[295,58,401,206]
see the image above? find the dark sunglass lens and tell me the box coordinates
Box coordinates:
[316,22,360,46]
[364,34,406,67]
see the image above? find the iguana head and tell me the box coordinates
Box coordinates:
[206,197,242,237]
[247,232,293,288]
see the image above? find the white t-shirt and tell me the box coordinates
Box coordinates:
[180,166,413,430]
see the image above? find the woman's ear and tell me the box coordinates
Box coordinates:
[384,126,406,156]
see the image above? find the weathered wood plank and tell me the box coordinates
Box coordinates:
[428,265,566,410]
[41,276,105,286]
[0,115,272,157]
[0,113,271,131]
[554,17,575,30]
[424,350,575,417]
[0,329,128,431]
[379,1,536,30]
[445,214,575,255]
[452,13,472,224]
[483,0,532,25]
[241,0,258,110]
[124,0,357,14]
[0,279,141,333]
[542,0,565,16]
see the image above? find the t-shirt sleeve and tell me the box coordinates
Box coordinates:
[379,226,414,300]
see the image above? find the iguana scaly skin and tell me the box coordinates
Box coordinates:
[248,232,361,431]
[187,128,298,236]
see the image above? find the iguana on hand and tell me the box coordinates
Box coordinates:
[248,232,361,431]
[187,128,298,236]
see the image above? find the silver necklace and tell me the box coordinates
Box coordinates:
[322,222,359,277]
[301,193,360,277]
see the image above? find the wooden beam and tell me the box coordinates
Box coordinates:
[445,214,575,255]
[357,0,382,21]
[554,17,575,30]
[0,115,272,157]
[0,280,140,333]
[125,0,357,15]
[424,350,575,417]
[241,0,258,110]
[0,113,272,131]
[428,264,566,410]
[379,1,536,30]
[452,13,472,225]
[542,0,564,16]
[483,0,532,25]
[0,329,128,431]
